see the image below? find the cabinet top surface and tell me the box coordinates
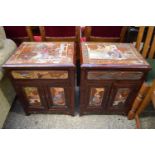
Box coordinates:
[81,42,150,68]
[4,42,75,67]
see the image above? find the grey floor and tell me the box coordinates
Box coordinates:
[3,88,155,129]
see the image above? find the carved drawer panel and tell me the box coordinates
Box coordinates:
[12,70,68,79]
[87,71,143,80]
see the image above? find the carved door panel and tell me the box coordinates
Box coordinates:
[83,82,112,113]
[45,84,72,112]
[15,83,47,111]
[107,81,141,114]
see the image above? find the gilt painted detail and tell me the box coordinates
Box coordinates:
[87,71,143,80]
[113,88,130,107]
[50,87,66,106]
[24,87,41,107]
[89,88,104,106]
[82,43,149,65]
[12,70,68,79]
[6,42,74,65]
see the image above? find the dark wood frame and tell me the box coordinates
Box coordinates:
[84,26,128,42]
[79,67,149,115]
[4,66,75,116]
[3,42,76,116]
[79,43,151,116]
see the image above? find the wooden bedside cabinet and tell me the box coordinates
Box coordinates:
[80,42,151,115]
[3,42,75,115]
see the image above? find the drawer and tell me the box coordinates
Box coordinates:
[11,70,68,79]
[87,71,143,80]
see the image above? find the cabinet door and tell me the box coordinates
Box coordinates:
[107,81,141,114]
[15,83,47,111]
[45,85,74,114]
[81,82,112,114]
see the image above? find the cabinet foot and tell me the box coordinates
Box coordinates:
[79,112,84,116]
[25,113,31,116]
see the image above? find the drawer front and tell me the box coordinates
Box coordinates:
[87,71,143,80]
[11,70,68,79]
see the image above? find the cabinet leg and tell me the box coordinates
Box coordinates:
[71,113,75,116]
[25,112,31,116]
[70,110,75,116]
[23,107,31,116]
[79,111,84,116]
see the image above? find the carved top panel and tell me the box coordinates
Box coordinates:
[81,42,149,67]
[5,42,75,66]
